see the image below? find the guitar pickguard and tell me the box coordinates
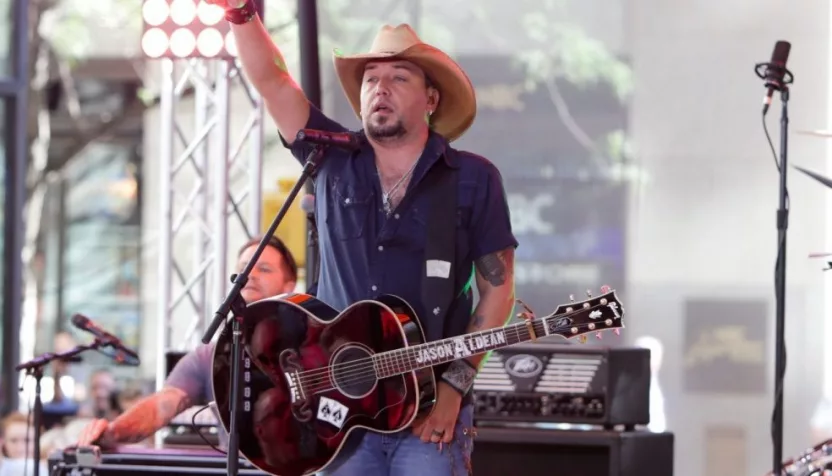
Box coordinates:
[280,348,313,422]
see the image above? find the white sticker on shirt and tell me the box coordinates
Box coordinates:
[317,396,348,429]
[426,259,451,279]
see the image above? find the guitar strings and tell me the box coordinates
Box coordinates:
[300,316,613,396]
[294,303,613,395]
[292,307,566,385]
[294,303,610,392]
[302,324,537,395]
[293,302,606,385]
[293,309,554,386]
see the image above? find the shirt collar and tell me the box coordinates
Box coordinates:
[354,129,458,168]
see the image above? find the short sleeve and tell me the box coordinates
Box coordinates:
[280,104,351,166]
[164,342,215,405]
[469,163,518,260]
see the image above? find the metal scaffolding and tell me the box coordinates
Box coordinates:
[154,58,264,391]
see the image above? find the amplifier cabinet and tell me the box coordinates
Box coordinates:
[473,343,651,428]
[472,425,674,476]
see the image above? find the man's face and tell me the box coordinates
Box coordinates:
[236,244,295,304]
[359,60,438,142]
[90,371,114,403]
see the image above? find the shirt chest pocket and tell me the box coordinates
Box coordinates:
[407,182,476,244]
[327,183,373,240]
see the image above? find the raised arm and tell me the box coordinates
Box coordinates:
[227,4,309,144]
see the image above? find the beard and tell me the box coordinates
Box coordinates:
[365,113,406,142]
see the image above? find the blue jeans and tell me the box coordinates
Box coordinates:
[320,405,474,476]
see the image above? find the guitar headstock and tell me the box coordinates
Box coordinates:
[543,285,625,342]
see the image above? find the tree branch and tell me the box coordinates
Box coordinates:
[48,44,85,127]
[543,77,606,168]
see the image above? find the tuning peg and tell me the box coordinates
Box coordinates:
[569,294,575,302]
[595,331,603,340]
[585,289,592,298]
[578,335,588,344]
[613,328,621,336]
[600,285,611,294]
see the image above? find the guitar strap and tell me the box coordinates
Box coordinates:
[421,159,458,343]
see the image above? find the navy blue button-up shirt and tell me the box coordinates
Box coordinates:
[283,106,517,345]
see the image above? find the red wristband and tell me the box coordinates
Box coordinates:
[225,0,257,25]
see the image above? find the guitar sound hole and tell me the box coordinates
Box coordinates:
[331,345,377,399]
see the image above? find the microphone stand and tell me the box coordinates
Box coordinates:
[756,56,793,475]
[16,340,105,476]
[202,143,328,476]
[307,209,320,289]
[771,79,792,476]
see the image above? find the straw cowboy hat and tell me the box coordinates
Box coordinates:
[333,24,476,142]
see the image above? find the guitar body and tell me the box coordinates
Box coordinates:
[211,293,436,476]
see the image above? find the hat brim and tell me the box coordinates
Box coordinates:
[333,44,476,143]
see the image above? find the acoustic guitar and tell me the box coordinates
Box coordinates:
[210,287,625,476]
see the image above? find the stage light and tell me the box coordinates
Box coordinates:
[140,0,239,59]
[142,28,169,59]
[197,29,224,58]
[170,28,197,57]
[224,31,238,58]
[197,1,224,26]
[142,0,169,27]
[170,0,197,26]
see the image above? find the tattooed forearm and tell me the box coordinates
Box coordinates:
[461,248,516,370]
[109,388,191,443]
[475,251,508,287]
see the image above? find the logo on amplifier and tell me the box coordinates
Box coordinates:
[505,354,544,378]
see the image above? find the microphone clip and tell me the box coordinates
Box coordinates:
[754,62,794,91]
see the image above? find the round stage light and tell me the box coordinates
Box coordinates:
[170,0,197,26]
[170,28,197,58]
[225,31,238,57]
[142,0,170,27]
[197,1,224,26]
[141,28,169,58]
[197,28,224,58]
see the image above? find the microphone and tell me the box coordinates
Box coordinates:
[296,129,361,151]
[300,193,317,243]
[300,194,315,216]
[761,41,792,115]
[70,314,140,366]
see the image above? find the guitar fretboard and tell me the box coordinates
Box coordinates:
[371,319,549,378]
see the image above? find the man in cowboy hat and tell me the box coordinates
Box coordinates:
[202,2,517,475]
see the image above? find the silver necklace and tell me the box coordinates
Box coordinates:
[378,159,419,216]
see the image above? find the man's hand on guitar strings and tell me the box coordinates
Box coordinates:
[412,381,463,450]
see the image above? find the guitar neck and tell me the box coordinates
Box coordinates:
[372,318,549,378]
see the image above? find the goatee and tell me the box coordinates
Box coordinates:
[367,119,407,142]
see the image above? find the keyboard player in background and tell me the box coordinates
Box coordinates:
[75,236,299,448]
